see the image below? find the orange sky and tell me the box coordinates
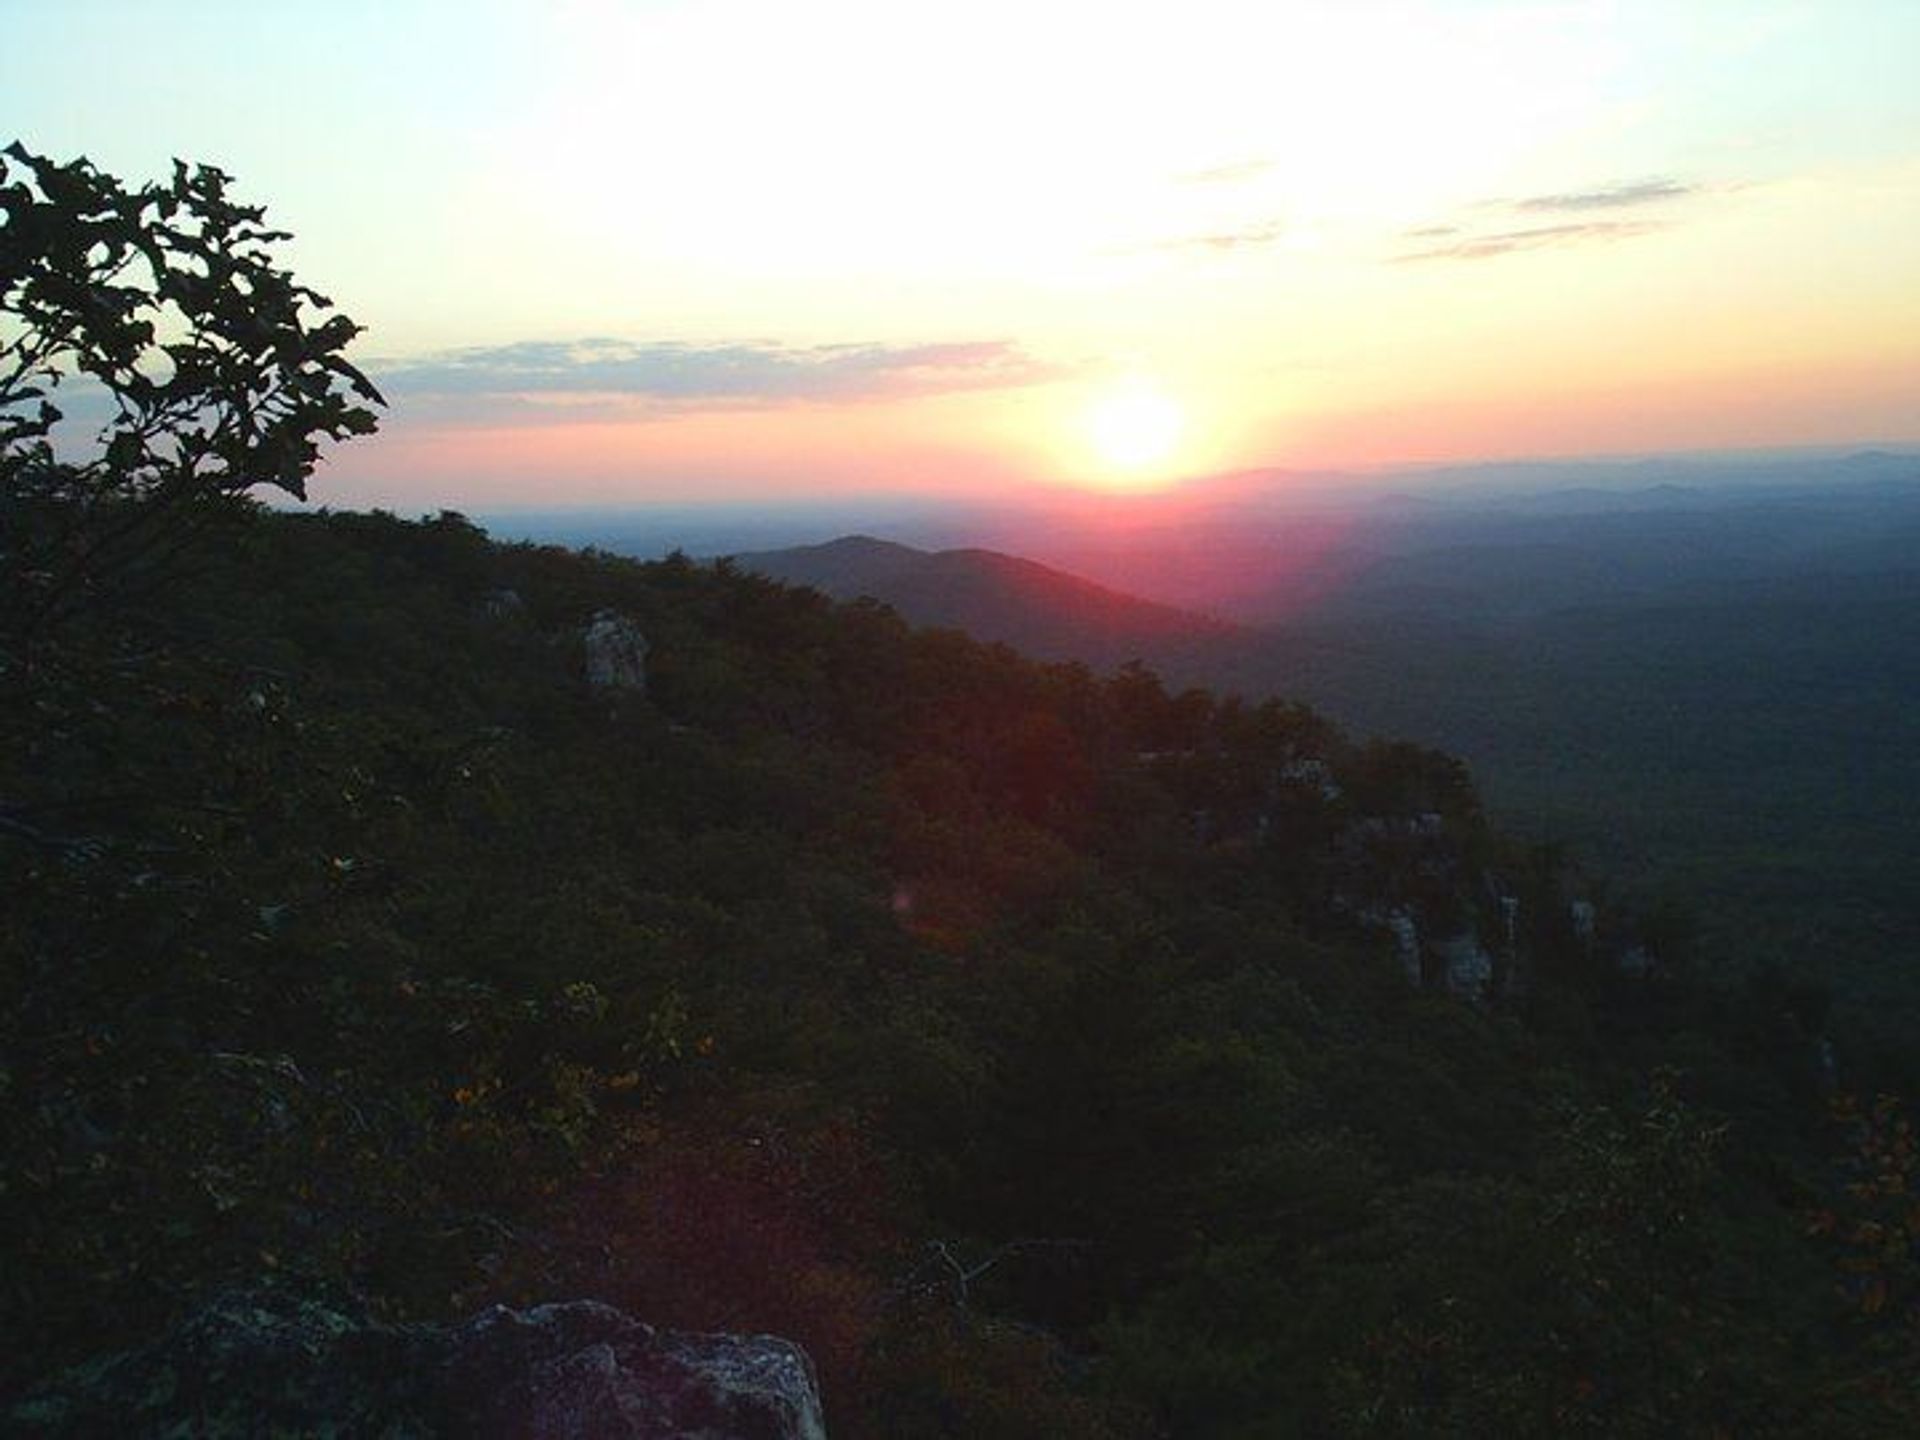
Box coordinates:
[10,1,1920,508]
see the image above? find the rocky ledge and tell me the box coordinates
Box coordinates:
[11,1290,827,1439]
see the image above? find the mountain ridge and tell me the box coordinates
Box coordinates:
[735,533,1235,668]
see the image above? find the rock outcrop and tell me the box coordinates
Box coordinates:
[448,1301,826,1440]
[1569,899,1597,950]
[584,610,650,691]
[1433,931,1495,1000]
[1277,757,1342,802]
[1385,909,1421,985]
[10,1290,827,1439]
[480,587,528,620]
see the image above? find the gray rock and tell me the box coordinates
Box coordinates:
[1433,932,1494,1000]
[1497,895,1520,951]
[481,588,527,620]
[1277,757,1341,801]
[584,611,649,691]
[1815,1036,1839,1096]
[1387,911,1422,986]
[1570,899,1597,949]
[7,1290,433,1436]
[10,1290,827,1440]
[449,1301,827,1440]
[1358,907,1423,986]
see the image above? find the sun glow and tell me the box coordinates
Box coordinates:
[1084,378,1186,481]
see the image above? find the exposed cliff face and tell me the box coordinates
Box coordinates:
[11,1291,828,1439]
[1305,766,1665,1002]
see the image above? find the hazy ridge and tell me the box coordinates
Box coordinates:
[730,466,1920,1055]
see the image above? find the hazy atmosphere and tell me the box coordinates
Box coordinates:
[9,0,1920,507]
[10,4,1920,1435]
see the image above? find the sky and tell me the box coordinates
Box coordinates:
[6,0,1920,509]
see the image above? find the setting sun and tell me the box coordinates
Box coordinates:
[1084,378,1185,478]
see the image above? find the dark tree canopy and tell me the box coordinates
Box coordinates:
[0,141,381,638]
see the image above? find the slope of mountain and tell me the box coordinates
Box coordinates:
[737,494,1920,1073]
[7,505,1903,1436]
[736,534,1235,668]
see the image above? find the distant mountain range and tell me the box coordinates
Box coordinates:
[477,447,1920,588]
[496,458,1920,1038]
[736,534,1232,669]
[735,485,1920,1047]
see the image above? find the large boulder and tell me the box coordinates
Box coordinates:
[10,1290,827,1439]
[447,1301,827,1440]
[583,610,650,692]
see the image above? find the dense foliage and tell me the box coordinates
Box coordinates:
[3,506,1912,1435]
[4,143,1912,1437]
[746,505,1920,1087]
[0,143,381,645]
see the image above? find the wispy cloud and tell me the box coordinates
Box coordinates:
[1396,176,1698,261]
[1510,177,1696,213]
[1155,221,1289,253]
[1398,220,1663,262]
[1177,158,1274,186]
[373,337,1067,411]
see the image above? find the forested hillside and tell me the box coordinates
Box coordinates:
[738,483,1920,1089]
[5,507,1914,1435]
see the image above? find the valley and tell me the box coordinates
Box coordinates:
[722,460,1920,1074]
